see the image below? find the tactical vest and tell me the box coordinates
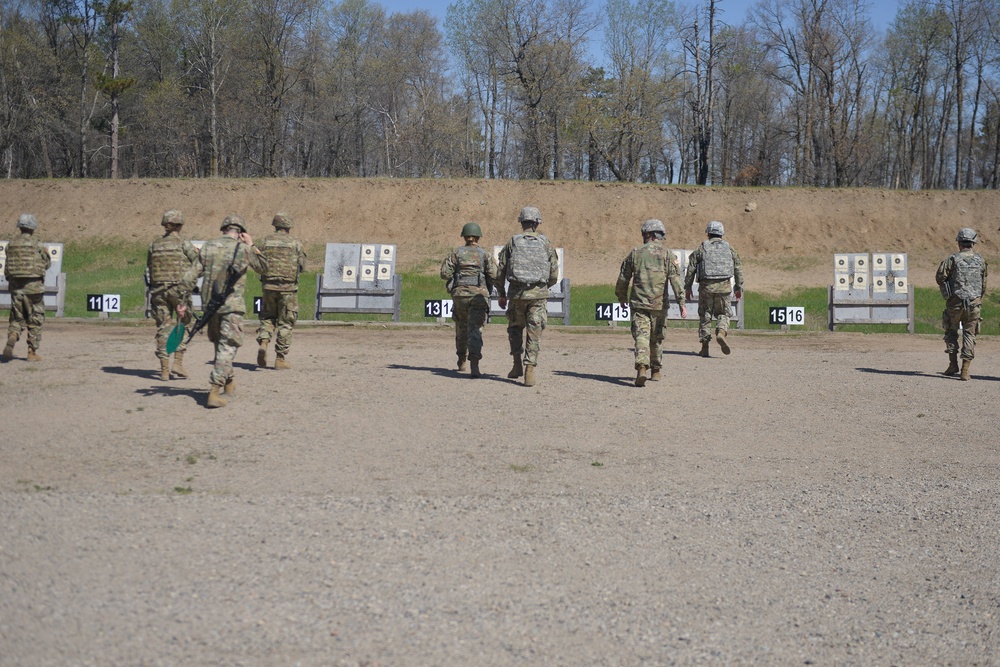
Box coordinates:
[632,244,667,296]
[949,252,985,300]
[454,246,487,287]
[5,236,46,279]
[261,234,299,283]
[508,233,550,284]
[698,239,734,281]
[148,235,188,284]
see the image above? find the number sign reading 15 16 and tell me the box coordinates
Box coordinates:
[424,299,454,318]
[86,294,121,313]
[595,303,631,322]
[769,306,805,326]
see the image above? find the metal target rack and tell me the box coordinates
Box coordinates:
[828,252,914,333]
[315,243,402,321]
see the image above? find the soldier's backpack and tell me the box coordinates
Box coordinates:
[508,233,550,284]
[698,238,735,281]
[950,252,985,300]
[453,245,487,288]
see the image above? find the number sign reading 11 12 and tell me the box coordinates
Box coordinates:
[86,294,121,313]
[424,300,454,319]
[595,303,631,322]
[769,306,805,326]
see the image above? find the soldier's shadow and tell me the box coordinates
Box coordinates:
[552,370,633,387]
[387,363,509,383]
[101,365,161,380]
[135,385,205,403]
[855,367,1000,381]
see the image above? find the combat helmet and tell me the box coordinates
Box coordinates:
[518,206,541,224]
[706,220,725,236]
[461,222,483,238]
[161,210,184,227]
[16,213,37,231]
[641,219,666,236]
[956,227,978,244]
[221,214,247,233]
[272,212,293,229]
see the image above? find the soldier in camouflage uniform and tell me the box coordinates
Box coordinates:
[936,227,988,381]
[180,215,267,408]
[256,212,307,370]
[440,221,499,378]
[147,210,201,381]
[496,206,559,387]
[2,214,51,362]
[615,219,688,386]
[684,220,744,357]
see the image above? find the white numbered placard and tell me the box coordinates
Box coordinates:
[595,303,630,322]
[769,306,805,326]
[424,299,454,318]
[86,294,121,313]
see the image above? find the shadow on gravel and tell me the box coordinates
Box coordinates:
[135,385,205,404]
[552,370,633,387]
[386,363,510,383]
[101,365,160,380]
[856,367,967,380]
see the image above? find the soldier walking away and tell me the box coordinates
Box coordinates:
[615,219,688,386]
[3,214,51,362]
[147,210,200,381]
[440,222,499,378]
[179,215,267,408]
[496,206,559,387]
[936,227,988,381]
[256,212,307,370]
[684,221,744,357]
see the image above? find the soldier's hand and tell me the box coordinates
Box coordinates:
[239,232,254,246]
[685,290,693,301]
[498,296,507,309]
[734,290,743,301]
[177,304,187,316]
[680,305,688,319]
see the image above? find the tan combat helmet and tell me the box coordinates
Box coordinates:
[161,210,184,227]
[272,212,293,230]
[16,213,38,231]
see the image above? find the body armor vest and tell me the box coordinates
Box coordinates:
[148,235,188,284]
[454,246,487,287]
[261,235,299,283]
[699,239,734,281]
[5,236,46,279]
[508,233,550,284]
[949,252,985,300]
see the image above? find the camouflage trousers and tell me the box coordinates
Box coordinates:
[942,297,982,359]
[453,294,489,361]
[150,286,193,359]
[631,308,666,370]
[6,290,45,351]
[207,312,244,387]
[697,291,732,342]
[256,290,299,357]
[507,298,547,367]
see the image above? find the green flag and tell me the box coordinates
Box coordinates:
[165,322,185,355]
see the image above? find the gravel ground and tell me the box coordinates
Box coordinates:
[1,321,998,666]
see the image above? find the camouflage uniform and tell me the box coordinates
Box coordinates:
[496,231,559,368]
[198,231,267,388]
[147,218,200,361]
[4,221,51,357]
[615,239,684,371]
[684,237,744,343]
[440,242,499,363]
[255,218,307,361]
[936,248,988,361]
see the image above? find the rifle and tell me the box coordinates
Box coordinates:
[181,240,242,346]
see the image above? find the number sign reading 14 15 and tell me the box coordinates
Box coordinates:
[768,306,805,326]
[424,300,454,319]
[595,303,631,322]
[86,294,121,313]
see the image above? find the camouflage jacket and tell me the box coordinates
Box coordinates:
[936,249,988,302]
[684,239,744,295]
[146,232,201,297]
[615,240,684,311]
[197,235,267,316]
[440,242,499,298]
[4,233,51,295]
[496,232,559,300]
[259,231,307,292]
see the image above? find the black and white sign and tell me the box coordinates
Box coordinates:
[595,303,631,322]
[769,306,805,326]
[86,294,121,313]
[424,299,454,318]
[253,296,263,314]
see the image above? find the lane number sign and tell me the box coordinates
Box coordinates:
[86,294,121,313]
[769,306,805,326]
[424,300,454,318]
[596,303,630,322]
[253,297,262,314]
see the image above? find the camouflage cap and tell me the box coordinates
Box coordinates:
[956,227,978,244]
[706,220,725,236]
[641,219,666,235]
[161,209,184,226]
[16,213,38,230]
[221,214,247,233]
[518,206,541,224]
[272,212,293,229]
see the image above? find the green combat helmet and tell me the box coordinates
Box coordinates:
[706,220,725,236]
[272,212,293,229]
[221,214,247,233]
[518,206,541,224]
[461,222,482,238]
[956,228,978,244]
[641,219,665,235]
[16,213,37,231]
[161,210,184,226]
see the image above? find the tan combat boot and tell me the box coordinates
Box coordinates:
[457,355,468,372]
[960,359,972,381]
[699,340,710,357]
[649,368,662,381]
[2,333,15,361]
[470,359,481,378]
[171,351,188,379]
[523,364,536,387]
[159,358,171,381]
[26,348,41,362]
[224,377,236,396]
[944,353,960,376]
[508,356,523,379]
[207,385,228,408]
[635,365,648,387]
[717,330,731,355]
[274,355,291,370]
[257,341,268,368]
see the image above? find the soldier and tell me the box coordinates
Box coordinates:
[2,214,51,362]
[440,221,499,378]
[615,219,688,386]
[255,212,307,370]
[684,220,744,357]
[496,206,559,387]
[936,227,988,381]
[147,210,201,381]
[179,215,266,408]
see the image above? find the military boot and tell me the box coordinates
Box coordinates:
[159,358,171,381]
[470,359,481,378]
[26,348,41,362]
[274,355,291,370]
[457,355,468,372]
[960,359,972,381]
[508,356,524,379]
[635,365,648,387]
[2,333,15,361]
[257,341,268,368]
[649,368,662,381]
[717,330,731,355]
[171,351,188,379]
[699,340,710,357]
[944,353,960,376]
[207,385,228,408]
[523,364,536,387]
[224,377,236,396]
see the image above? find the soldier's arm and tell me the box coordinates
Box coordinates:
[484,253,499,294]
[683,249,698,292]
[41,242,52,270]
[298,242,307,274]
[982,257,988,296]
[935,257,951,286]
[495,244,510,299]
[546,242,559,288]
[246,242,267,275]
[732,248,744,292]
[614,254,632,304]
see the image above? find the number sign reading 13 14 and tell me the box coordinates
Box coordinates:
[86,294,121,313]
[595,303,631,322]
[769,306,805,326]
[424,299,454,319]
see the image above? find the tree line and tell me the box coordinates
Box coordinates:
[1,0,999,189]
